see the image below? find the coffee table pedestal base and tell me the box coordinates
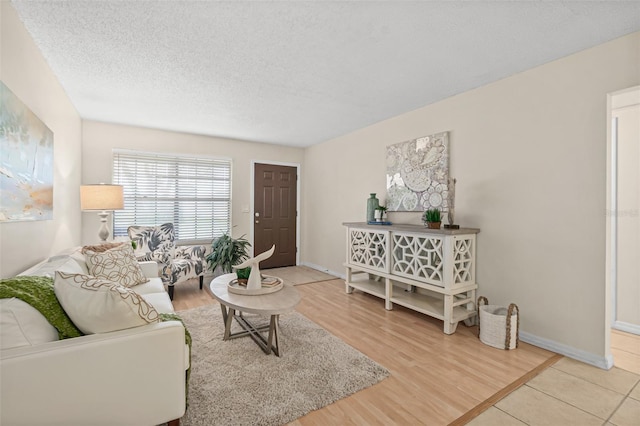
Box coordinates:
[220,305,282,356]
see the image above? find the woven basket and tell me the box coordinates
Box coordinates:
[477,296,519,350]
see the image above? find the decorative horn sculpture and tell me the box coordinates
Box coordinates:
[233,245,276,291]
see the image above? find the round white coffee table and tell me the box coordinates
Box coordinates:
[209,273,300,356]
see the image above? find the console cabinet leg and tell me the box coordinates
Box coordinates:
[345,267,354,294]
[444,321,459,335]
[384,277,393,310]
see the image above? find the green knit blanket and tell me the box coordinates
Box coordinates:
[0,276,82,339]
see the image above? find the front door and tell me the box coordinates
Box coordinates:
[254,163,297,269]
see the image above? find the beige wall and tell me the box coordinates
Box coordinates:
[0,3,82,277]
[303,32,640,363]
[81,121,304,248]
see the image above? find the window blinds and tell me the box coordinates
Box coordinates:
[112,150,231,242]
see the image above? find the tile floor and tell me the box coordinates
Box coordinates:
[468,357,640,425]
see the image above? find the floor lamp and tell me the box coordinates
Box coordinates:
[80,184,124,242]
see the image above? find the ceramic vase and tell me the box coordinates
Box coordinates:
[366,193,379,223]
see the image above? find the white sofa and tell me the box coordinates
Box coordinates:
[0,248,188,426]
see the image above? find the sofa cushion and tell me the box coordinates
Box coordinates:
[18,256,86,278]
[54,272,160,334]
[0,298,58,350]
[140,292,175,315]
[82,243,149,288]
[131,277,166,296]
[0,276,83,340]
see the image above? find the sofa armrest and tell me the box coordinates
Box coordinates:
[1,322,187,425]
[138,260,160,278]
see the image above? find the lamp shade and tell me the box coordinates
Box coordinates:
[80,184,124,211]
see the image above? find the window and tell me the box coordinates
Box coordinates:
[113,150,231,242]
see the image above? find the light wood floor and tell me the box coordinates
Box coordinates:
[612,329,640,375]
[172,273,557,425]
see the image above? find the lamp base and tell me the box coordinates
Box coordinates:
[97,211,110,242]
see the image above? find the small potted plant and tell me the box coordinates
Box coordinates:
[235,267,252,285]
[422,208,442,229]
[374,205,388,222]
[206,234,251,274]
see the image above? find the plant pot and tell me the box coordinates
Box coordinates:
[427,221,441,229]
[374,210,383,221]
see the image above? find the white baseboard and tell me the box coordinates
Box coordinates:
[300,262,345,280]
[519,331,613,370]
[613,321,640,335]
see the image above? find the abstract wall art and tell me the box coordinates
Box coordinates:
[386,131,449,212]
[0,81,54,221]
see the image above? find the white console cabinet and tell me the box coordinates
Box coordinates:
[343,222,480,334]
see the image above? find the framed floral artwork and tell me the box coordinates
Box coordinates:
[386,131,449,212]
[0,81,54,221]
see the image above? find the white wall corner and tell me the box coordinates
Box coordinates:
[519,331,613,370]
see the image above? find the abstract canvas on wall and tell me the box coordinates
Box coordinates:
[386,131,449,212]
[0,81,54,221]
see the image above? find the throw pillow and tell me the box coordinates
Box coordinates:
[54,271,160,334]
[82,243,149,287]
[82,242,123,253]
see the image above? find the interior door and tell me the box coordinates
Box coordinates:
[254,163,297,269]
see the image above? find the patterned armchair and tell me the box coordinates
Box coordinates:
[127,223,207,300]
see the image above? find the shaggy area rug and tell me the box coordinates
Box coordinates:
[178,304,389,426]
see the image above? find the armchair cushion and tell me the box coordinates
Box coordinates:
[128,224,207,289]
[54,272,160,334]
[82,243,149,288]
[128,223,175,284]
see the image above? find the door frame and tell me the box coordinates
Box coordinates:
[249,160,301,265]
[607,86,640,336]
[606,86,640,368]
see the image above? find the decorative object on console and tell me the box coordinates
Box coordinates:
[0,81,54,222]
[366,193,380,222]
[386,131,450,212]
[374,205,388,222]
[422,208,442,229]
[80,184,124,242]
[444,177,460,229]
[477,296,519,350]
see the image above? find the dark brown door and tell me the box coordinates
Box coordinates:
[254,163,297,269]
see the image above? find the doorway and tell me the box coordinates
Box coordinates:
[607,86,640,373]
[252,162,299,269]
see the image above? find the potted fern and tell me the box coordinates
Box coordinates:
[206,234,251,274]
[422,208,442,229]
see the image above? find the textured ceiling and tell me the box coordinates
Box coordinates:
[10,1,640,147]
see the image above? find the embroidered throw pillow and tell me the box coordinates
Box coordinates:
[54,272,159,334]
[82,243,148,287]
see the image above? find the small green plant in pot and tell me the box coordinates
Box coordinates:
[374,205,388,222]
[422,208,442,229]
[235,267,252,284]
[206,234,251,274]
